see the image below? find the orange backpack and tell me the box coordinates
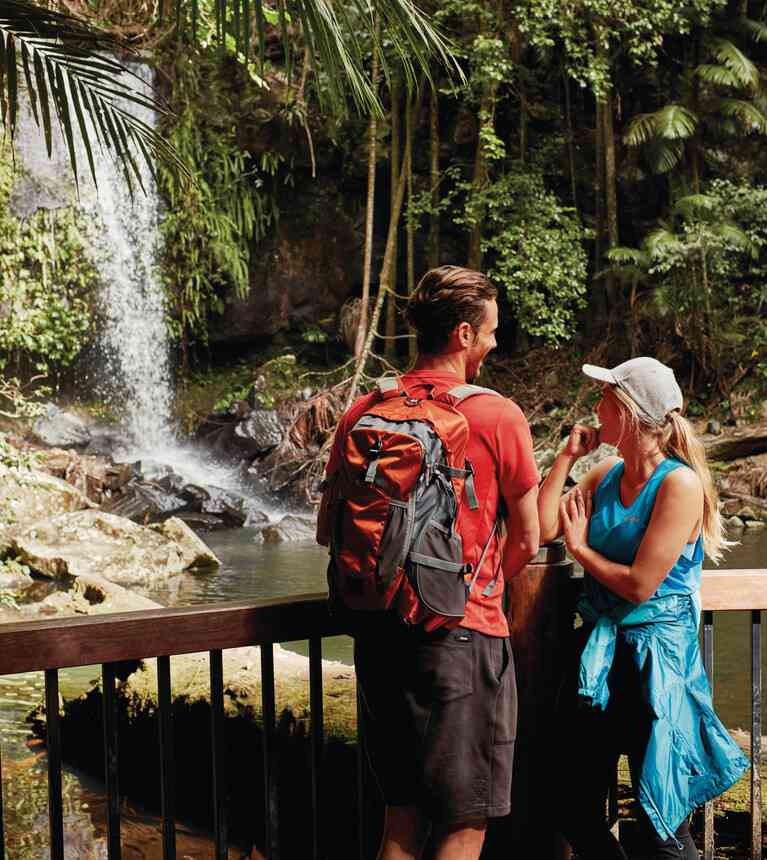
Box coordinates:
[317,377,502,631]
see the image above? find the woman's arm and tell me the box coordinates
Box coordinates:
[562,470,703,603]
[537,424,608,543]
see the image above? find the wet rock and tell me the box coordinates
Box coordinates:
[149,517,220,569]
[83,430,125,458]
[173,511,229,530]
[231,410,284,457]
[33,405,91,448]
[253,513,316,543]
[12,510,219,586]
[0,464,92,551]
[132,459,175,483]
[102,479,187,523]
[726,516,745,530]
[707,420,723,436]
[721,498,744,517]
[745,519,767,529]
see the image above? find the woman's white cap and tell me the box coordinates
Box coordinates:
[582,357,683,423]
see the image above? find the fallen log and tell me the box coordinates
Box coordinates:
[703,428,767,461]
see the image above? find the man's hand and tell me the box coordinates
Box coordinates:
[560,487,592,558]
[563,424,600,460]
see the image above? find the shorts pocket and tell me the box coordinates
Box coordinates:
[415,630,475,702]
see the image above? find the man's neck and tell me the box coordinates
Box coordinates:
[411,352,468,381]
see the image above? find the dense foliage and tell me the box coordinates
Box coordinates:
[0,143,97,383]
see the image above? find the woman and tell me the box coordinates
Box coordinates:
[538,357,748,859]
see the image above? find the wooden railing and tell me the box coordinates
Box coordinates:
[699,571,767,860]
[0,569,763,859]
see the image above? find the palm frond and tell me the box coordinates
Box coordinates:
[644,227,684,258]
[713,222,751,248]
[695,63,744,88]
[624,111,658,146]
[606,246,646,266]
[644,138,684,174]
[706,38,759,88]
[673,193,718,219]
[716,97,767,133]
[0,0,189,191]
[737,17,767,44]
[654,104,698,139]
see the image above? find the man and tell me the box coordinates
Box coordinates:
[326,266,540,860]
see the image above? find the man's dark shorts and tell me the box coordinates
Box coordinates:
[353,614,517,825]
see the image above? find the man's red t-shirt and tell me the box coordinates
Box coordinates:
[327,370,539,637]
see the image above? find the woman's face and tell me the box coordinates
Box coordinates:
[595,385,624,446]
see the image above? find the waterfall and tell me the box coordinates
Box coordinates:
[12,59,174,451]
[11,60,272,497]
[86,67,174,451]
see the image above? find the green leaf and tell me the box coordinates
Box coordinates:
[716,98,767,133]
[706,38,759,88]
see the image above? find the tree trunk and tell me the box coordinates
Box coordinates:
[354,16,381,359]
[602,84,619,312]
[509,23,527,163]
[384,76,401,359]
[467,82,498,269]
[406,88,417,362]
[563,70,578,208]
[428,83,440,269]
[347,140,411,405]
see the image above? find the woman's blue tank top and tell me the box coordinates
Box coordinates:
[588,458,704,608]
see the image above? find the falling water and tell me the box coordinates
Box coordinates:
[80,62,175,450]
[12,59,271,495]
[13,59,174,450]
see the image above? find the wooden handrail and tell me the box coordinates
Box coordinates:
[700,570,767,611]
[0,569,764,677]
[0,592,343,675]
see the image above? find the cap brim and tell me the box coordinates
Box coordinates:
[582,364,616,383]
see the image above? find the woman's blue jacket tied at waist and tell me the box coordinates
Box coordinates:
[577,458,749,842]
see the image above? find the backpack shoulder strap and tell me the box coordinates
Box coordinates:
[443,384,502,405]
[375,376,404,400]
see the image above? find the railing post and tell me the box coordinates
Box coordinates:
[486,542,576,859]
[45,668,64,860]
[261,643,280,860]
[156,655,176,860]
[703,610,715,860]
[752,609,762,860]
[209,649,227,860]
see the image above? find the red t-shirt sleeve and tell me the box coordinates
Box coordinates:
[495,398,540,501]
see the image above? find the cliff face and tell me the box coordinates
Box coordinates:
[208,175,364,344]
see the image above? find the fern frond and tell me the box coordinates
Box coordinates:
[624,111,659,146]
[716,98,767,133]
[706,38,759,88]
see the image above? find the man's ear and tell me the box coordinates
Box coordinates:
[455,321,475,348]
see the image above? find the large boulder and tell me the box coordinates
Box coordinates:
[32,405,91,448]
[11,510,220,586]
[0,464,93,550]
[253,513,316,543]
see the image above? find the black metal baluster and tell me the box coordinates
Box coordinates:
[45,668,64,860]
[102,662,121,859]
[0,732,5,860]
[209,649,227,860]
[261,643,280,860]
[356,686,366,860]
[157,656,176,860]
[309,637,324,860]
[752,610,762,860]
[703,610,714,860]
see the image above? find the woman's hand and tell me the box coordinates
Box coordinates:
[563,424,600,460]
[560,487,592,558]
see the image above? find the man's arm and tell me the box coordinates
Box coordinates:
[503,483,540,579]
